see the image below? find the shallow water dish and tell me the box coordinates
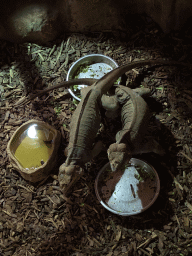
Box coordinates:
[95,158,160,216]
[66,54,120,101]
[7,120,61,183]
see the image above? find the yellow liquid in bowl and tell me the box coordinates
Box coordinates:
[14,124,54,169]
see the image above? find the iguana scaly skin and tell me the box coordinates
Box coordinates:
[58,59,191,191]
[16,78,97,106]
[107,85,164,171]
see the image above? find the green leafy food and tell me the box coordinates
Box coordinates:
[73,84,79,90]
[72,85,81,99]
[114,77,121,84]
[73,99,79,106]
[134,165,155,182]
[54,106,62,115]
[69,106,75,111]
[74,64,90,77]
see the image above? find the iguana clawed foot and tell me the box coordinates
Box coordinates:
[58,164,82,192]
[107,143,132,172]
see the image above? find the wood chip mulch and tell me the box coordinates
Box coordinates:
[0,15,192,256]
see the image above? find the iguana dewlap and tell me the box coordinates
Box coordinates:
[107,85,165,172]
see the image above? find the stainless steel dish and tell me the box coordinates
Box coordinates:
[66,54,120,101]
[95,158,160,216]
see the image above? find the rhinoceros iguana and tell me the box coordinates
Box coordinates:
[106,85,165,172]
[17,59,192,191]
[57,59,191,191]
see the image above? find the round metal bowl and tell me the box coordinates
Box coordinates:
[95,158,160,216]
[66,54,119,101]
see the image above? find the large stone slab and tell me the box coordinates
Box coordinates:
[0,0,191,43]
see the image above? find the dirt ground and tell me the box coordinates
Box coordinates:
[0,15,192,256]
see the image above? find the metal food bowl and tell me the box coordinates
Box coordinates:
[66,54,120,101]
[95,158,160,216]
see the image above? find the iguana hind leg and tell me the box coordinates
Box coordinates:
[132,87,151,98]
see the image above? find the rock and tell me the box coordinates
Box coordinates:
[0,0,191,43]
[0,1,61,43]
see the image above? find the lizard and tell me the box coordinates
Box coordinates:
[57,59,192,191]
[15,58,192,191]
[106,85,164,172]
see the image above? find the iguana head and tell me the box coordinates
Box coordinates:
[107,143,131,172]
[58,163,81,190]
[115,87,130,104]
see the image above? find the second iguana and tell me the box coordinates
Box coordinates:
[107,85,165,172]
[58,59,191,191]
